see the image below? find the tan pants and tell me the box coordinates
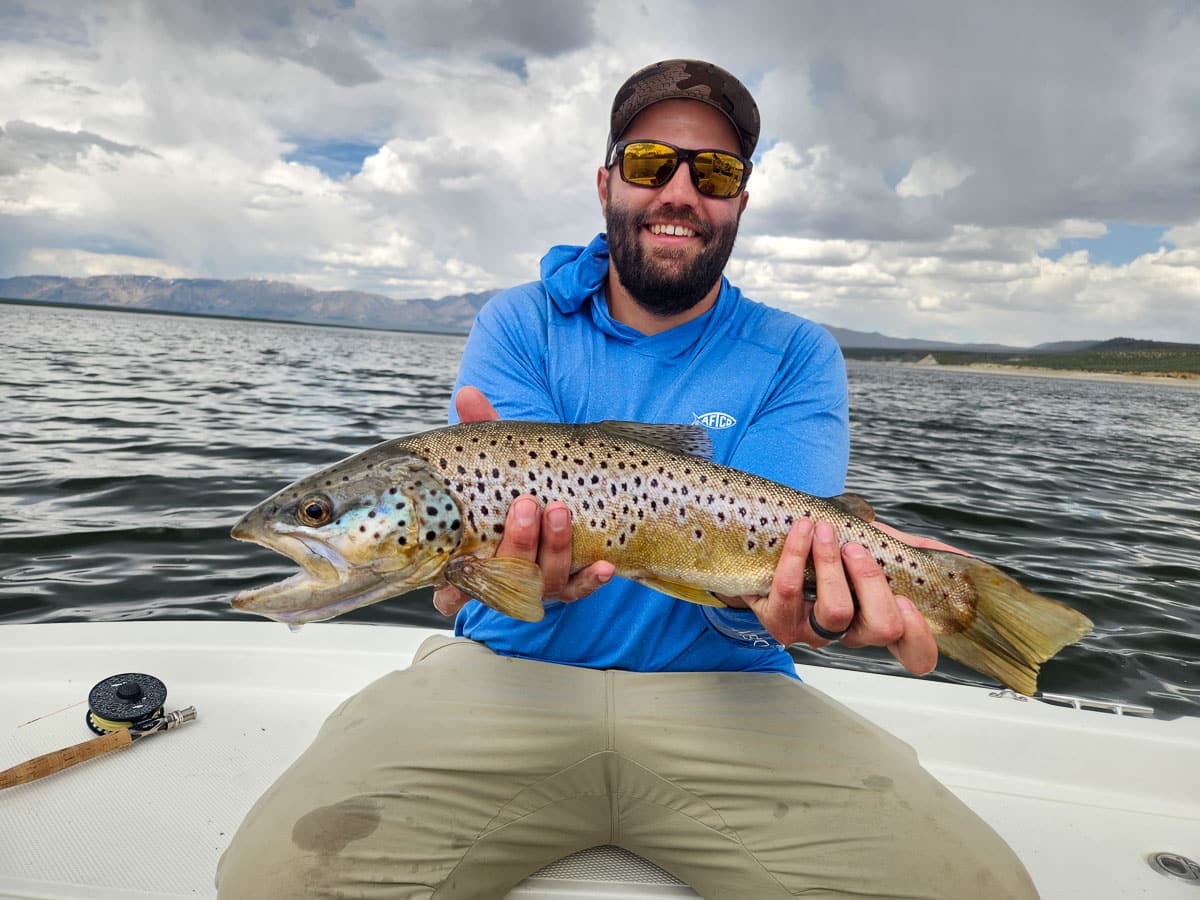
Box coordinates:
[216,636,1037,899]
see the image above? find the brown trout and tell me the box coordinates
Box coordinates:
[231,420,1092,694]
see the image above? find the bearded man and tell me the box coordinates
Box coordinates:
[218,59,1039,900]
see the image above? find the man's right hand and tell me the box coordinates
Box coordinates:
[431,388,616,619]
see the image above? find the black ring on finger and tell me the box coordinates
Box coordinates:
[809,608,849,641]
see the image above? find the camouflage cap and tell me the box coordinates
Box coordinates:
[606,59,760,162]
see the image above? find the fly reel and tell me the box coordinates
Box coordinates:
[86,673,169,735]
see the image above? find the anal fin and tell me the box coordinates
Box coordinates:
[634,576,727,608]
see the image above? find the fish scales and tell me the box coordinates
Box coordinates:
[231,420,1094,695]
[398,421,975,630]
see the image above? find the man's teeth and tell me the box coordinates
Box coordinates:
[649,223,696,237]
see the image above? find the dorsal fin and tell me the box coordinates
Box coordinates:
[825,492,876,522]
[594,421,713,459]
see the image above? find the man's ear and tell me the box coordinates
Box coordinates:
[597,166,610,215]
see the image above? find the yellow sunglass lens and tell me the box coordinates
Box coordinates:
[693,152,745,198]
[621,143,678,186]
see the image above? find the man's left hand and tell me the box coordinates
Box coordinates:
[724,518,942,677]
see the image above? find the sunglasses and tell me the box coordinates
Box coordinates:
[608,140,752,199]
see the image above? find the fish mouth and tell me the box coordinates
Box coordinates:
[230,526,390,625]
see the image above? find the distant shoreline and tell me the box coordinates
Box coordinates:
[894,360,1200,387]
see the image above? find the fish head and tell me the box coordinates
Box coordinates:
[230,446,463,624]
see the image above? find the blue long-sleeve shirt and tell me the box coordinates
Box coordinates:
[449,233,849,675]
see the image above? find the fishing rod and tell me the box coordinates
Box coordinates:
[0,673,197,790]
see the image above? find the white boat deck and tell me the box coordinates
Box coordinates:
[1,621,1197,899]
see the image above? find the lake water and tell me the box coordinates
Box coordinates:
[3,302,1197,718]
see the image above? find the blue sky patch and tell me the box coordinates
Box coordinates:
[1040,222,1174,265]
[284,138,379,178]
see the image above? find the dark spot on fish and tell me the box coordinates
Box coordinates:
[426,505,437,515]
[916,577,925,585]
[450,519,460,530]
[398,536,407,545]
[368,511,376,518]
[359,525,366,533]
[494,524,505,534]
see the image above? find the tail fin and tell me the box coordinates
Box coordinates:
[924,550,1093,696]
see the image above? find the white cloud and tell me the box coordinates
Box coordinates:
[895,154,974,199]
[1,1,1199,343]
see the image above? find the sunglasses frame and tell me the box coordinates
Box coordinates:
[607,139,753,198]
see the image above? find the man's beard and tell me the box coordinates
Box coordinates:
[606,200,740,318]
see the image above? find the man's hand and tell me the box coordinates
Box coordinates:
[431,387,616,619]
[726,519,950,677]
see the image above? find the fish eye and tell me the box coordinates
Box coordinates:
[296,495,334,527]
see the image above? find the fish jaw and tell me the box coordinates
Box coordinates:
[229,525,450,625]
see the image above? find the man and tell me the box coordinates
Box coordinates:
[218,60,1038,899]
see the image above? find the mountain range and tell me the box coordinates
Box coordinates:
[0,273,1095,352]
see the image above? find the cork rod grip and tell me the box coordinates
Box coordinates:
[0,729,132,789]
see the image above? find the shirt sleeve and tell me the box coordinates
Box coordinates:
[701,320,850,648]
[449,286,559,424]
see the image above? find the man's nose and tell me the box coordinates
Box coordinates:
[656,160,701,204]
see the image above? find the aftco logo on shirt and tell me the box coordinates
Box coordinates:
[692,411,737,429]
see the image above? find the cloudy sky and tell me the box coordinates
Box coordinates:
[3,1,1198,345]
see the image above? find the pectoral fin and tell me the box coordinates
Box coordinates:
[443,556,546,622]
[634,576,727,608]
